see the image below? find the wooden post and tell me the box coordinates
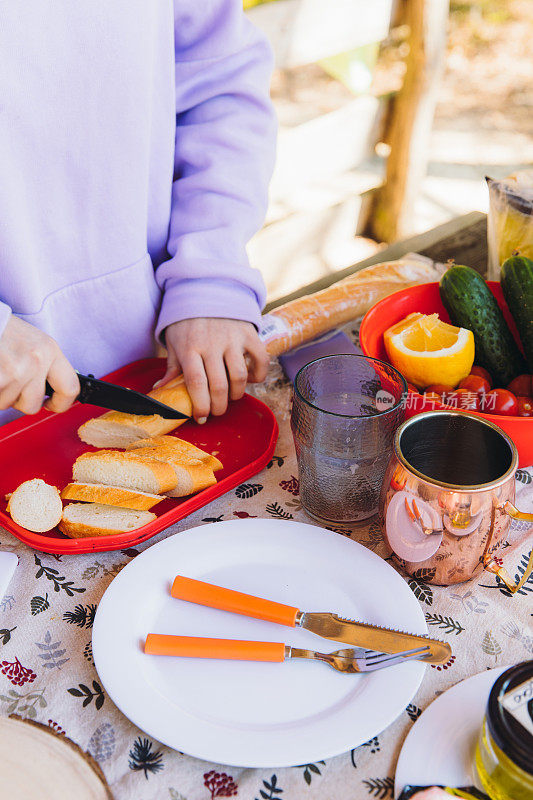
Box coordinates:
[365,0,449,242]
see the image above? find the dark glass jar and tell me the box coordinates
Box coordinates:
[475,660,533,799]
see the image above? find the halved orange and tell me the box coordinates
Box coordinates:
[384,313,475,389]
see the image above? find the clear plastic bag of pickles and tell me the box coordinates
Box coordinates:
[487,170,533,279]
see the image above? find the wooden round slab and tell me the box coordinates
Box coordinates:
[0,715,113,799]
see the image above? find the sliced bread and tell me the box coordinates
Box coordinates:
[77,375,193,448]
[59,503,156,538]
[7,479,63,533]
[126,435,223,471]
[129,444,217,497]
[61,483,163,511]
[73,450,178,494]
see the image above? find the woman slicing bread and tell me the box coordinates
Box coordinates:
[0,1,275,427]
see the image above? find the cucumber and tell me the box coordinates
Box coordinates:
[500,254,533,371]
[439,264,526,386]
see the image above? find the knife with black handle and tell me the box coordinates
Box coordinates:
[45,373,189,419]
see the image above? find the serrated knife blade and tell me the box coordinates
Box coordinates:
[297,612,451,664]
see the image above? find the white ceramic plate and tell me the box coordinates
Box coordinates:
[93,518,428,768]
[395,666,508,797]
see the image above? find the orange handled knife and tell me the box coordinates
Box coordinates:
[170,576,451,665]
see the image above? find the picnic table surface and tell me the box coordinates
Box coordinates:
[2,211,531,800]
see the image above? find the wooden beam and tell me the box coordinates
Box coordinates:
[246,0,393,68]
[364,0,449,242]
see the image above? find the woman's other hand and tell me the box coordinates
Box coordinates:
[0,316,80,414]
[160,318,269,422]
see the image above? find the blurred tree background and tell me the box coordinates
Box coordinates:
[244,0,532,299]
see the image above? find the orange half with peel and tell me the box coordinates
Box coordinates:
[384,313,475,390]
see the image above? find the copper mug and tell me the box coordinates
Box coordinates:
[380,411,533,588]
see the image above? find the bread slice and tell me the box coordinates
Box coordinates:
[77,375,193,448]
[73,450,178,494]
[59,503,156,538]
[129,444,217,497]
[7,479,63,533]
[61,483,163,511]
[126,435,223,471]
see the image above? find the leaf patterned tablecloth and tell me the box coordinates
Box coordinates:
[1,324,532,800]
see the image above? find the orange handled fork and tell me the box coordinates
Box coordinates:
[168,576,451,664]
[144,634,430,673]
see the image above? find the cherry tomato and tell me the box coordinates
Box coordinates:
[483,388,518,416]
[507,375,533,397]
[459,374,491,395]
[425,384,455,396]
[444,388,479,410]
[517,396,533,417]
[470,366,493,388]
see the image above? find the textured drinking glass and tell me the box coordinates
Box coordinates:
[291,354,407,524]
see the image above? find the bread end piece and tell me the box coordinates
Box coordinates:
[7,479,63,533]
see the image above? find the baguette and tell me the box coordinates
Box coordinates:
[78,375,192,448]
[261,258,444,356]
[7,479,62,533]
[73,450,178,494]
[61,483,163,511]
[129,444,217,497]
[59,503,156,538]
[126,435,223,471]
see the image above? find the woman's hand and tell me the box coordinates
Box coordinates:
[160,318,269,422]
[0,316,80,415]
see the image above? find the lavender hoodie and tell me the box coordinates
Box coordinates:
[0,0,275,416]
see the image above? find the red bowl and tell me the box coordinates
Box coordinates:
[359,281,532,467]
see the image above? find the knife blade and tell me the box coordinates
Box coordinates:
[297,613,451,664]
[45,374,189,419]
[171,576,452,665]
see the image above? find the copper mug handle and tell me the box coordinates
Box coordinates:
[485,502,533,594]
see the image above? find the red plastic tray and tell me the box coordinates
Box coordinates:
[0,358,278,554]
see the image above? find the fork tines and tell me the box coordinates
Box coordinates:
[358,645,430,670]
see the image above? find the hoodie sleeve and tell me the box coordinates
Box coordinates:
[155,0,276,341]
[0,301,11,338]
